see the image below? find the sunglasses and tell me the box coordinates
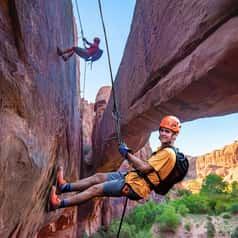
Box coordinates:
[159,128,172,134]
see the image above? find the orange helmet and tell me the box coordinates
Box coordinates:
[160,115,181,133]
[94,37,100,44]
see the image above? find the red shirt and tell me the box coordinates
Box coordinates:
[86,42,99,56]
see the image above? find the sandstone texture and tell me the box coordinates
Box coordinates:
[80,86,153,235]
[0,1,81,237]
[94,0,238,172]
[2,0,238,237]
[196,140,238,181]
[182,140,238,192]
[80,98,94,177]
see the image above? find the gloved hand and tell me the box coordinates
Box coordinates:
[118,143,132,159]
[82,37,86,41]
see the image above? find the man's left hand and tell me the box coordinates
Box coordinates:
[118,143,132,159]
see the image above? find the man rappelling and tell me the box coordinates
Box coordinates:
[49,115,189,210]
[57,37,103,62]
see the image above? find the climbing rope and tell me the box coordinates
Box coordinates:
[97,0,122,145]
[75,1,126,236]
[97,1,126,237]
[74,0,86,48]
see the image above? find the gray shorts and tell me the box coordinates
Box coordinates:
[73,47,88,58]
[102,171,141,200]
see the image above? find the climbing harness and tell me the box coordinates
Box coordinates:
[97,1,126,237]
[85,49,103,63]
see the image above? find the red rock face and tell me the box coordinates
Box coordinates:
[79,86,153,236]
[94,0,238,172]
[196,141,238,180]
[2,0,238,237]
[182,141,238,192]
[0,1,80,237]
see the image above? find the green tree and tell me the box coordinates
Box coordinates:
[156,205,181,232]
[231,181,238,197]
[176,189,192,197]
[201,174,228,195]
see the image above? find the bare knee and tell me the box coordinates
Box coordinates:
[92,173,107,184]
[88,184,104,197]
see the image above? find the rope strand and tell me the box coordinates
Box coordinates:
[74,0,86,48]
[97,0,122,145]
[97,2,126,238]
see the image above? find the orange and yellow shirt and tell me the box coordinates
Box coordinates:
[125,147,176,199]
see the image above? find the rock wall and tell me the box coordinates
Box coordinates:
[196,140,238,181]
[0,1,81,237]
[2,0,238,237]
[181,141,238,193]
[80,86,152,236]
[94,0,238,172]
[185,156,197,180]
[80,98,94,177]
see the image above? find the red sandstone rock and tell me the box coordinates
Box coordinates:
[79,86,153,236]
[0,1,80,237]
[94,0,238,172]
[196,141,238,180]
[2,0,238,237]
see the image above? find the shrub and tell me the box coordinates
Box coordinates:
[108,221,136,238]
[201,174,228,195]
[165,193,171,202]
[156,205,181,232]
[231,181,238,197]
[176,189,192,197]
[180,194,211,214]
[135,230,152,238]
[222,213,231,219]
[206,220,215,238]
[231,226,238,238]
[214,201,228,215]
[124,201,159,230]
[229,203,238,214]
[184,222,192,231]
[176,203,189,216]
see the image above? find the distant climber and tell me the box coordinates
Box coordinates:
[57,37,103,62]
[49,115,189,210]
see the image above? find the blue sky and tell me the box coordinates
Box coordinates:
[150,113,238,156]
[72,1,238,156]
[72,0,136,100]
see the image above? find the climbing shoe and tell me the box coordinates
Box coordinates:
[49,186,61,211]
[56,166,72,193]
[57,47,63,56]
[57,166,66,187]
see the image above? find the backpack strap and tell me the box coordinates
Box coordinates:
[135,145,177,191]
[135,170,159,191]
[161,145,178,154]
